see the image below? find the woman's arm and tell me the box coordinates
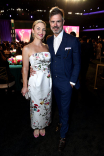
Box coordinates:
[21,46,29,96]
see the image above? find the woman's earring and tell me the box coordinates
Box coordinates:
[32,33,35,39]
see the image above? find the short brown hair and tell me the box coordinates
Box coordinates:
[49,6,64,20]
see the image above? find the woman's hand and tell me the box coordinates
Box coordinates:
[21,87,28,96]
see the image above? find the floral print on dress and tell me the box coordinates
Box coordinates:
[29,52,52,129]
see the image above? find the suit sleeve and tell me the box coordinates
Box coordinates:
[70,38,81,84]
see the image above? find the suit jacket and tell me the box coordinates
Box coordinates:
[47,31,81,89]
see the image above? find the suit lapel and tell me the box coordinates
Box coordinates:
[49,31,68,56]
[49,35,55,56]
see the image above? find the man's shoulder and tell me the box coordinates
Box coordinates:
[64,32,76,40]
[47,35,53,42]
[64,32,80,47]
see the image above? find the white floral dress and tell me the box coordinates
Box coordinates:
[28,52,52,129]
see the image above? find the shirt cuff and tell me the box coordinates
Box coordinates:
[70,82,75,86]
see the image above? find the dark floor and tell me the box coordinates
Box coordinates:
[1,59,104,156]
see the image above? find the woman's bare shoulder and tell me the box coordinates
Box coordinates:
[23,43,32,51]
[22,43,34,56]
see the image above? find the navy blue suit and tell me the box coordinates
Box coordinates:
[47,31,81,138]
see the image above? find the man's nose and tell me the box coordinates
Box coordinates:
[54,22,57,26]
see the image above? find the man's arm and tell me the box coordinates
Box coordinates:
[70,38,81,84]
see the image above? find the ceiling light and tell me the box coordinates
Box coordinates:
[75,13,83,15]
[83,28,104,31]
[17,8,21,11]
[83,10,104,15]
[68,12,72,14]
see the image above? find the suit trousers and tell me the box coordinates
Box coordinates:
[52,76,73,138]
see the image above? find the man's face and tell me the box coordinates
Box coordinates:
[49,14,65,36]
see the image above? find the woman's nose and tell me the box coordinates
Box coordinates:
[40,29,43,34]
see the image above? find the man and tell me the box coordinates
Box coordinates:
[31,6,81,152]
[47,6,80,152]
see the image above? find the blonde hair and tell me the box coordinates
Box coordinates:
[32,20,46,30]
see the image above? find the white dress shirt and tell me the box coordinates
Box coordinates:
[53,30,75,86]
[54,30,63,54]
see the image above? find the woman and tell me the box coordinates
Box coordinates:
[21,20,52,138]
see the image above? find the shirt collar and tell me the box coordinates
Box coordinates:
[54,29,64,39]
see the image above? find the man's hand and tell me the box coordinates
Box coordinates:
[30,66,36,76]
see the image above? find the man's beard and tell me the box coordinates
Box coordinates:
[51,26,63,35]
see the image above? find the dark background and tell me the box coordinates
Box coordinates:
[0,0,104,38]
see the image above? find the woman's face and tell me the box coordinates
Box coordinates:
[32,22,46,40]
